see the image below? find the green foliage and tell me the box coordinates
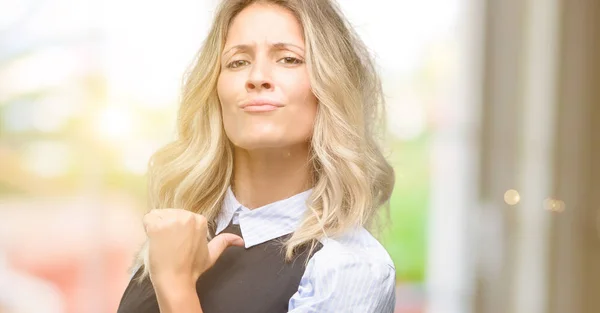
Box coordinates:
[381,134,430,283]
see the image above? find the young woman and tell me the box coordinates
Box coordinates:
[117,0,396,312]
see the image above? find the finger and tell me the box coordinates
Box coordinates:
[142,211,163,234]
[193,213,209,234]
[194,213,208,226]
[160,208,184,215]
[207,233,245,266]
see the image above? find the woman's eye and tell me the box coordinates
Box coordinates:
[226,60,249,69]
[278,57,304,65]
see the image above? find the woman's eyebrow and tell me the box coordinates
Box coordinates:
[222,42,305,57]
[271,42,304,52]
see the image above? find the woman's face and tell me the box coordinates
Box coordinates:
[217,3,318,151]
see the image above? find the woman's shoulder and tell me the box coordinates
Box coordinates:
[288,228,397,311]
[312,226,395,273]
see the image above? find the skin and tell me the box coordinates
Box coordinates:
[218,2,318,208]
[145,3,318,312]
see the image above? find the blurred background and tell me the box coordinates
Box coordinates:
[0,0,598,312]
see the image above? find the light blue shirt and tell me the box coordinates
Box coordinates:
[216,186,397,313]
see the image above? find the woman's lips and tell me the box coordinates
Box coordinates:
[242,104,280,112]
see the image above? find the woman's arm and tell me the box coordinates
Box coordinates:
[142,208,245,313]
[154,276,203,313]
[288,249,396,313]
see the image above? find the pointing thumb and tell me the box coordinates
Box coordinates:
[207,233,245,266]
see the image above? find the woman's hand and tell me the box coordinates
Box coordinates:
[143,208,244,288]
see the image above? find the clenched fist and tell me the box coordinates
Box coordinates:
[143,208,244,287]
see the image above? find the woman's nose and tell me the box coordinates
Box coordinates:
[246,79,273,91]
[245,63,274,92]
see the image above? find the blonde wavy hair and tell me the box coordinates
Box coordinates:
[132,0,395,281]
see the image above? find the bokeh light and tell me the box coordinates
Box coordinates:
[543,198,565,213]
[504,189,521,205]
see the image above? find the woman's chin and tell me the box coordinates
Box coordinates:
[234,136,286,150]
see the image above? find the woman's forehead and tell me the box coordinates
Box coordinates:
[224,3,304,48]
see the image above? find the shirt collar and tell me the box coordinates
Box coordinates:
[215,185,313,248]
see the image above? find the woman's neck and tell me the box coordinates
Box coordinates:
[231,144,312,209]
